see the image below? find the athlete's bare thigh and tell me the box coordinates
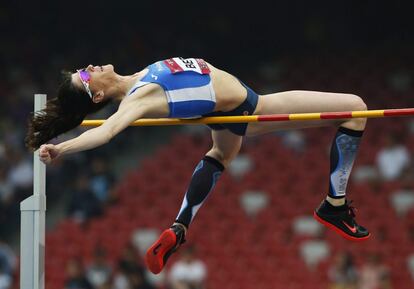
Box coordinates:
[246,90,366,136]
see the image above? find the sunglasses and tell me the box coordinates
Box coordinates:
[77,69,93,98]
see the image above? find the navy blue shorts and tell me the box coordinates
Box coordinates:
[202,81,259,136]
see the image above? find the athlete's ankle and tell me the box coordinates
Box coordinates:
[326,196,346,206]
[172,222,188,235]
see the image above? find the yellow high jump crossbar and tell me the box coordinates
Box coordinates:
[81,107,414,126]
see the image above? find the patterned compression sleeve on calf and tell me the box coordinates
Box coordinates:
[175,156,224,228]
[328,127,364,198]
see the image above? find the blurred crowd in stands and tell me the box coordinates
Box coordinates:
[328,251,392,289]
[61,244,207,289]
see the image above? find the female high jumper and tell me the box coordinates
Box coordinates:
[26,57,370,274]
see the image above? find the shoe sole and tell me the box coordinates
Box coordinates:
[313,211,371,242]
[145,229,177,274]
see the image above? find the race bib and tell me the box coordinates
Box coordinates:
[164,57,211,74]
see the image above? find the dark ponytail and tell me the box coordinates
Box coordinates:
[25,71,110,151]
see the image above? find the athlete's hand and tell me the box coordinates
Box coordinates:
[39,144,61,164]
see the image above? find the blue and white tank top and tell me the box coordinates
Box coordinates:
[127,57,216,118]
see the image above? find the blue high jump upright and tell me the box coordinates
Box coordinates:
[20,94,47,289]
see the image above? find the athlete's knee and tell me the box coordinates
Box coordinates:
[339,94,368,130]
[206,147,239,168]
[347,94,368,111]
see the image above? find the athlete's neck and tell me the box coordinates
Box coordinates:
[112,69,147,100]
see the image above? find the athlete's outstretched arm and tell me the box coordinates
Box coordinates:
[39,103,147,164]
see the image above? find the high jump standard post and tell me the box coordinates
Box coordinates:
[20,94,47,289]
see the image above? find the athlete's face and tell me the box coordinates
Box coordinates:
[71,64,115,102]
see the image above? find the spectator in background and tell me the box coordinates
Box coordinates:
[112,265,130,289]
[0,267,12,289]
[0,164,13,205]
[169,246,207,289]
[358,254,392,289]
[89,157,115,205]
[113,243,152,289]
[7,148,33,193]
[328,251,358,289]
[118,243,146,276]
[376,134,410,181]
[0,240,17,278]
[128,272,154,289]
[85,246,112,289]
[0,239,16,289]
[68,174,103,223]
[64,257,93,289]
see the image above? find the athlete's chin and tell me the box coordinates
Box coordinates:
[105,64,114,71]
